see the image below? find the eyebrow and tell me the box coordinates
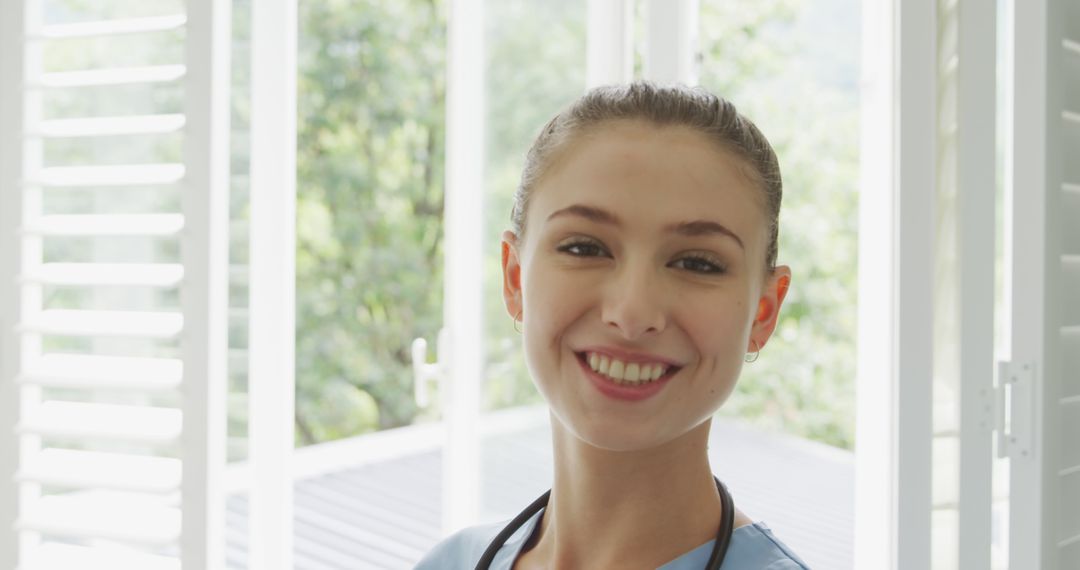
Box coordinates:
[545,204,745,250]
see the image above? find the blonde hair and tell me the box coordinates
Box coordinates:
[511,81,783,271]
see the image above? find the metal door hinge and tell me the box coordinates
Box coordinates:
[994,360,1035,459]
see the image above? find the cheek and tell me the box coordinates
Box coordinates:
[520,256,594,327]
[520,267,586,370]
[679,304,748,404]
[522,269,573,328]
[682,296,749,344]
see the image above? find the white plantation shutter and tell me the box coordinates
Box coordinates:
[1052,2,1080,565]
[1006,0,1080,568]
[857,0,1080,567]
[0,1,231,568]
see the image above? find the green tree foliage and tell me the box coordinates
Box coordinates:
[38,0,859,453]
[295,0,447,444]
[480,0,587,411]
[295,0,859,451]
[700,0,860,450]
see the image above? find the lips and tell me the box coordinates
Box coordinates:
[574,351,680,402]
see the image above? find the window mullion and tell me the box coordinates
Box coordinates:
[247,0,297,568]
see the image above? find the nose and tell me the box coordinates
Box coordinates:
[601,262,667,340]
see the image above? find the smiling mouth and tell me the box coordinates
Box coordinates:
[574,351,682,386]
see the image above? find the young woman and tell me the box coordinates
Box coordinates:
[416,82,809,569]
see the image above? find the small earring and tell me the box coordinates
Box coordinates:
[513,310,522,334]
[744,339,760,363]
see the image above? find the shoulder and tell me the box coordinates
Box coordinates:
[720,521,812,569]
[414,521,503,569]
[414,511,541,570]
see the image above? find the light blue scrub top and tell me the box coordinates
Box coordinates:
[414,507,812,569]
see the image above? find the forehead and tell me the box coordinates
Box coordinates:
[529,120,765,244]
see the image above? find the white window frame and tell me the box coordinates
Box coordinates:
[641,0,699,85]
[441,0,486,535]
[952,0,998,567]
[245,0,298,568]
[587,0,634,87]
[181,0,232,567]
[5,1,1056,567]
[0,0,32,566]
[855,0,936,568]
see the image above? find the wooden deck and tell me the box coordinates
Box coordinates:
[226,411,854,569]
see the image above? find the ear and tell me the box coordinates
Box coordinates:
[501,230,524,321]
[748,265,791,351]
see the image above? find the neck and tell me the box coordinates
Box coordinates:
[518,414,723,569]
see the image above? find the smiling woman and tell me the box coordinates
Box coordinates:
[511,118,783,453]
[416,82,809,569]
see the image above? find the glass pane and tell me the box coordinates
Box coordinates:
[480,0,587,415]
[698,0,860,451]
[698,2,860,567]
[477,0,587,525]
[932,1,962,567]
[294,0,447,444]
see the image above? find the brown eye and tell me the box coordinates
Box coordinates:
[671,255,727,275]
[557,240,608,258]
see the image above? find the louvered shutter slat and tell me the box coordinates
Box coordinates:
[3,0,231,566]
[28,114,186,138]
[17,543,179,570]
[25,164,184,187]
[229,348,248,375]
[229,307,248,325]
[17,309,183,339]
[16,448,181,493]
[17,491,181,545]
[21,213,184,236]
[19,262,184,287]
[31,14,187,40]
[17,353,182,391]
[17,401,182,444]
[230,264,249,285]
[1059,16,1080,559]
[29,64,186,88]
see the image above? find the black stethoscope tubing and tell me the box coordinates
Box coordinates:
[475,475,735,569]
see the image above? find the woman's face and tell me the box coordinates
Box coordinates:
[501,120,791,452]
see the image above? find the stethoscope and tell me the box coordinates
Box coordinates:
[475,475,735,569]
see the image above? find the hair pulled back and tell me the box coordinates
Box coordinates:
[511,81,783,271]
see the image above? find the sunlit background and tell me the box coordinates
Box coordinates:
[6,0,1075,568]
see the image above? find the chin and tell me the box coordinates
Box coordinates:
[556,412,685,453]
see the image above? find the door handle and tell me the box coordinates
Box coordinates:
[412,327,448,408]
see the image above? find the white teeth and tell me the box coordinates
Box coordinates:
[583,352,670,385]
